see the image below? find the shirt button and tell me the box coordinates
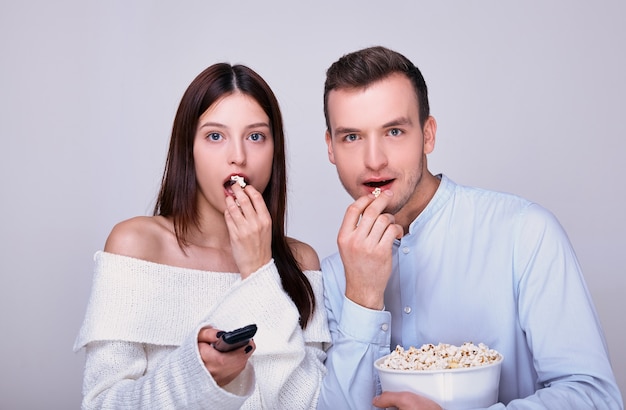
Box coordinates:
[402,247,410,254]
[403,306,412,314]
[381,323,389,331]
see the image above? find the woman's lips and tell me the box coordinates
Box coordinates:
[223,175,248,197]
[223,175,248,189]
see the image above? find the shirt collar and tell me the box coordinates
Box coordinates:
[406,174,454,235]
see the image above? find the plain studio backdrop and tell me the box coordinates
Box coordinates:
[1,1,624,408]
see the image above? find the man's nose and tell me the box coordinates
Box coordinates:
[364,136,388,171]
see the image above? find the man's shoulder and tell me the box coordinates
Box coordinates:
[446,177,562,234]
[320,252,346,287]
[320,251,343,271]
[447,176,534,210]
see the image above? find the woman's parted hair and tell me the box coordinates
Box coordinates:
[323,46,430,131]
[154,63,315,328]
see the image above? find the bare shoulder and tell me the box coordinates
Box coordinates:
[286,237,320,271]
[104,216,174,261]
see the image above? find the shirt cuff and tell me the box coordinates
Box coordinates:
[339,296,391,346]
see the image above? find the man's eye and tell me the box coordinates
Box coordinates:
[389,128,402,137]
[248,132,264,142]
[208,132,222,141]
[344,134,358,142]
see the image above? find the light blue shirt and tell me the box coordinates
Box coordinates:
[318,175,622,409]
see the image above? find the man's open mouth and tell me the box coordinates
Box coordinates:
[364,179,393,188]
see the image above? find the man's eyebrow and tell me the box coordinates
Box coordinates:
[333,117,414,135]
[333,126,360,135]
[382,117,413,128]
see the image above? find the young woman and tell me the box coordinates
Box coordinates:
[74,63,330,409]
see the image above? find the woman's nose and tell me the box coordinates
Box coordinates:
[228,140,246,165]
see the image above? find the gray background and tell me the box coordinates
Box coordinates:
[1,1,624,408]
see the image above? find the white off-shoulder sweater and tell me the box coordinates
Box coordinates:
[74,251,331,409]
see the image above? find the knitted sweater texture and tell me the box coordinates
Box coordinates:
[74,251,330,409]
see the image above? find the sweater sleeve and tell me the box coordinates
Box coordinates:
[196,261,331,409]
[75,252,257,410]
[76,255,330,409]
[81,332,254,410]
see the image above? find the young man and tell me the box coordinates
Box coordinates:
[317,46,622,409]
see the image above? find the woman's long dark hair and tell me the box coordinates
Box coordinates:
[154,63,315,328]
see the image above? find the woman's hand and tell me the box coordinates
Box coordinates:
[197,327,256,387]
[224,183,272,278]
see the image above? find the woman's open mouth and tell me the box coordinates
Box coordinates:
[223,175,248,197]
[224,175,247,189]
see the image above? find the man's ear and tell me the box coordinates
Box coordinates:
[325,130,336,164]
[423,116,437,155]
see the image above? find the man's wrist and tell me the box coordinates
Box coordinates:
[345,289,385,310]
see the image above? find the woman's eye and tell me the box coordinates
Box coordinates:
[248,132,265,142]
[388,128,402,137]
[207,132,223,141]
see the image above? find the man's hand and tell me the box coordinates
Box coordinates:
[373,391,442,410]
[337,190,403,309]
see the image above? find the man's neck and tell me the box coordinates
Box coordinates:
[395,171,441,234]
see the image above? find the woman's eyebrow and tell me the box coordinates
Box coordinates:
[245,122,271,130]
[198,121,227,130]
[197,121,270,130]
